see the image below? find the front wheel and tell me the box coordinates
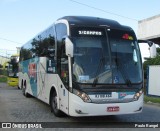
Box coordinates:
[50,91,63,117]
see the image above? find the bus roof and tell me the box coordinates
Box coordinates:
[59,16,133,31]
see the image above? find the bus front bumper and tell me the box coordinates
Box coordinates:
[68,93,143,117]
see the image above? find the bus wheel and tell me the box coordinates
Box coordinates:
[22,86,25,96]
[23,83,30,98]
[51,91,63,117]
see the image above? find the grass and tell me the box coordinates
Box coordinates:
[144,79,160,104]
[144,95,160,104]
[0,75,7,83]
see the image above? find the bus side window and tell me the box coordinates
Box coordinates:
[60,44,69,84]
[55,23,68,84]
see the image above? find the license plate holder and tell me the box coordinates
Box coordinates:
[107,106,119,112]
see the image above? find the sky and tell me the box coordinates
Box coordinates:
[0,0,160,57]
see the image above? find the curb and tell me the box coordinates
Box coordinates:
[144,101,160,107]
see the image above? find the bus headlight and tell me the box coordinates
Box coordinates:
[133,90,143,101]
[73,89,91,103]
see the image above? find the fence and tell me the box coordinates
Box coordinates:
[147,65,160,97]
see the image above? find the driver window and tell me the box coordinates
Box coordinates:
[60,44,69,84]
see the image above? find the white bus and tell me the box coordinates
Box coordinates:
[19,16,143,117]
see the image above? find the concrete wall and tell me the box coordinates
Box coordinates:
[138,14,160,40]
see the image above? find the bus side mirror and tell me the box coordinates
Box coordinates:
[65,37,73,57]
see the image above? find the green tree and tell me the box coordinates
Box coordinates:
[143,55,160,78]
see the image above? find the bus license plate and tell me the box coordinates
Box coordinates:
[107,106,119,112]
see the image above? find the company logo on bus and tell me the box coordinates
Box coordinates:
[78,31,102,35]
[28,63,36,78]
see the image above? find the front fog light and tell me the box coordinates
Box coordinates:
[73,89,91,103]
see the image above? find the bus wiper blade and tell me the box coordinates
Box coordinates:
[120,68,132,87]
[92,78,98,87]
[115,58,132,87]
[125,79,132,87]
[92,57,105,87]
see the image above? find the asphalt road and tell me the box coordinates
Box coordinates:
[0,83,160,131]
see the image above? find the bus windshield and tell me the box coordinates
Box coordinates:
[8,63,18,78]
[108,29,142,84]
[72,36,111,84]
[71,27,142,85]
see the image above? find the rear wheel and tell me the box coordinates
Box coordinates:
[50,91,63,117]
[22,83,25,96]
[22,82,30,97]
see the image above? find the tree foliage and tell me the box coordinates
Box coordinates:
[143,52,160,78]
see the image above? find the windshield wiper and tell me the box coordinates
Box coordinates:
[92,57,105,87]
[115,58,132,87]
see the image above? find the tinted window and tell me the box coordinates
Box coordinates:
[20,26,56,61]
[55,23,67,58]
[70,27,111,83]
[56,23,67,42]
[108,29,142,83]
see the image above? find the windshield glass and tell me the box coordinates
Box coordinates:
[71,27,112,84]
[70,27,142,84]
[8,63,18,77]
[108,29,142,84]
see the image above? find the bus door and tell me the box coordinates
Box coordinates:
[59,44,69,114]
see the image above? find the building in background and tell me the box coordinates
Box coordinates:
[138,42,157,63]
[138,14,160,44]
[138,14,160,62]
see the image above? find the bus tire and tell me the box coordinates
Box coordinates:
[50,91,63,117]
[23,82,30,98]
